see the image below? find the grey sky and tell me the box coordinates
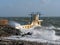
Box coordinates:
[0,0,60,17]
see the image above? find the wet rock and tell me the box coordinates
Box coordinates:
[21,32,32,37]
[0,25,21,37]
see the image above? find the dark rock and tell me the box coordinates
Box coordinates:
[21,32,32,37]
[0,25,21,37]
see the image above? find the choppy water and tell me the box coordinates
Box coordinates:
[0,17,60,26]
[1,17,60,34]
[1,17,60,44]
[3,26,60,44]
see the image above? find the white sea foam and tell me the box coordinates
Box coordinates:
[7,21,60,44]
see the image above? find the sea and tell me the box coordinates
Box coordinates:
[1,17,60,44]
[0,17,60,27]
[0,17,60,35]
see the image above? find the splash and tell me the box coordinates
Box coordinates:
[8,21,22,29]
[8,21,60,41]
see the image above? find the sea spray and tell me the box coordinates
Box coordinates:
[8,21,60,41]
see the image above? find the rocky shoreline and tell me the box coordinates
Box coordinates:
[0,25,21,37]
[0,38,60,45]
[0,20,60,45]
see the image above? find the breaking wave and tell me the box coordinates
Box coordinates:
[8,21,60,41]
